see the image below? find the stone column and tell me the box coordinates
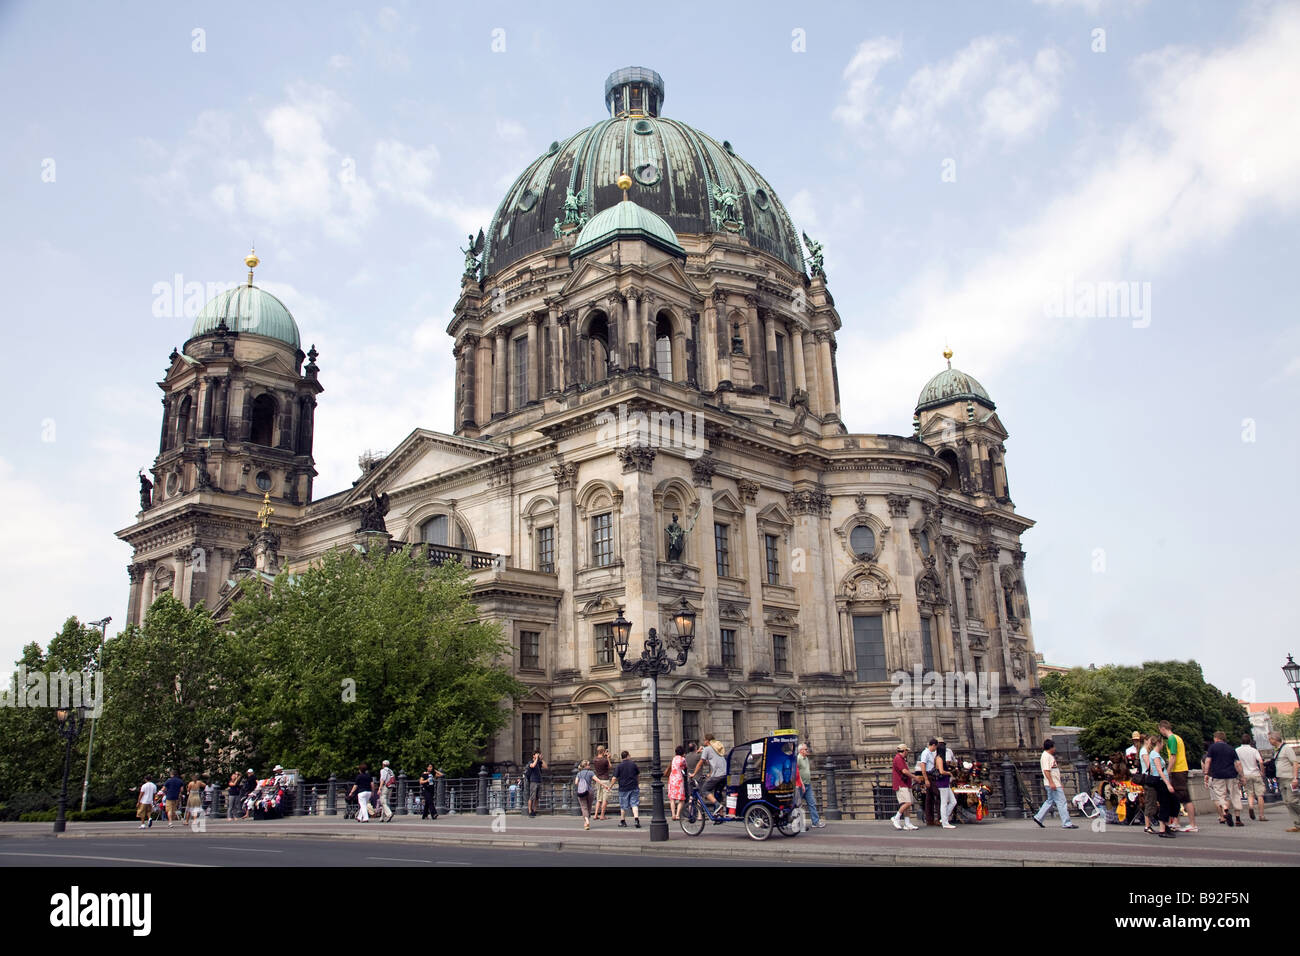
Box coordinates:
[558,312,573,390]
[476,335,492,419]
[545,307,559,394]
[746,295,765,391]
[492,328,507,417]
[739,479,768,674]
[643,293,657,374]
[461,334,478,427]
[816,331,835,414]
[764,310,780,398]
[625,289,642,370]
[197,377,212,438]
[791,324,807,396]
[552,462,579,672]
[607,293,623,371]
[687,310,700,387]
[692,465,718,673]
[804,332,823,416]
[212,378,228,440]
[172,549,188,602]
[158,397,171,453]
[278,388,295,450]
[139,563,156,623]
[789,491,832,673]
[886,494,918,669]
[712,291,731,386]
[526,315,541,403]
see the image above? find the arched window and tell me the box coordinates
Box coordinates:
[937,449,962,492]
[250,394,277,447]
[421,515,468,549]
[655,314,674,379]
[174,395,192,448]
[586,313,609,383]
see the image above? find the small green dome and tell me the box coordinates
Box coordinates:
[189,285,300,350]
[570,198,685,260]
[916,366,995,412]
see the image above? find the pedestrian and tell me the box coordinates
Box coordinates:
[136,774,157,829]
[186,774,204,824]
[1236,733,1268,822]
[1030,738,1078,829]
[1124,731,1142,773]
[890,744,919,830]
[1158,720,1198,832]
[524,750,547,817]
[1203,730,1244,827]
[592,745,613,820]
[683,741,703,804]
[162,769,185,828]
[575,759,596,830]
[615,750,641,828]
[349,763,373,823]
[935,743,957,829]
[240,768,258,820]
[376,759,395,822]
[666,745,686,821]
[1266,731,1300,833]
[420,764,443,820]
[1142,733,1178,838]
[796,744,825,828]
[226,772,241,821]
[919,739,939,825]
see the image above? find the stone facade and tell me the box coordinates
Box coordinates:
[118,69,1046,769]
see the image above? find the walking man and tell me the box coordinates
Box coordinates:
[376,759,395,822]
[1236,733,1268,822]
[1203,731,1244,827]
[136,774,157,829]
[890,744,919,830]
[592,745,613,821]
[524,750,547,817]
[919,739,939,825]
[162,769,185,828]
[1031,738,1078,829]
[1159,720,1198,832]
[1267,731,1300,833]
[420,764,443,820]
[796,744,825,829]
[615,750,641,828]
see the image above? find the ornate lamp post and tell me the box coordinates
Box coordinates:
[80,616,110,812]
[54,705,89,833]
[613,596,696,843]
[1284,654,1300,708]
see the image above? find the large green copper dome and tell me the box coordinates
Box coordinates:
[570,197,685,260]
[916,364,995,412]
[482,67,807,276]
[189,284,300,350]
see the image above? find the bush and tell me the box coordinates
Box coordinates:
[18,804,137,823]
[0,791,58,821]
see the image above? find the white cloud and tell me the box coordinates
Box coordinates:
[831,37,902,128]
[328,53,352,70]
[495,119,527,141]
[372,138,494,235]
[846,3,1300,426]
[980,47,1065,143]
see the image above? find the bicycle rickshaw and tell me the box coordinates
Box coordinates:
[681,731,803,841]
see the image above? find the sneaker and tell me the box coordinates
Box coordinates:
[167,823,173,828]
[941,823,957,829]
[813,822,826,828]
[138,824,147,829]
[892,817,903,830]
[618,820,627,828]
[1180,825,1198,832]
[1225,816,1234,828]
[634,819,641,829]
[904,821,919,830]
[1157,830,1176,839]
[1032,816,1045,828]
[1061,823,1079,829]
[1235,817,1243,827]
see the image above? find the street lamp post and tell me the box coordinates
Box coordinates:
[80,616,110,812]
[54,706,89,833]
[1284,654,1300,708]
[612,596,696,843]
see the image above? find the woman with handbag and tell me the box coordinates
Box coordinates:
[1141,734,1178,839]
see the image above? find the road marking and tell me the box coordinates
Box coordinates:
[208,845,283,853]
[0,851,209,867]
[366,855,436,864]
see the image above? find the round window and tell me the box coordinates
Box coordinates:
[752,188,769,210]
[723,140,735,155]
[517,188,538,211]
[256,471,272,492]
[165,472,179,496]
[633,118,654,135]
[546,140,560,156]
[850,525,875,557]
[634,162,660,186]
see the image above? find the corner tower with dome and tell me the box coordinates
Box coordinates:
[118,69,1045,765]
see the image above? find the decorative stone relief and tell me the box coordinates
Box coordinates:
[618,445,657,473]
[886,494,911,518]
[738,479,760,504]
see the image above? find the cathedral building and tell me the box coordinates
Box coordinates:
[118,68,1046,766]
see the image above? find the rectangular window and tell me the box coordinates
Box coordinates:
[536,525,554,573]
[714,522,730,576]
[852,614,888,682]
[512,336,528,409]
[773,332,787,401]
[594,623,614,666]
[765,534,780,585]
[683,709,700,745]
[591,512,613,567]
[521,713,541,763]
[964,578,977,619]
[773,633,789,673]
[589,712,609,754]
[656,334,672,378]
[720,628,737,669]
[921,617,934,672]
[520,630,540,670]
[778,710,795,732]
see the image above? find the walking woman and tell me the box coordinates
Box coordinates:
[1142,734,1178,839]
[186,774,204,824]
[935,746,957,829]
[666,745,687,821]
[575,759,596,830]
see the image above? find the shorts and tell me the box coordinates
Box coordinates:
[165,799,179,815]
[595,777,612,798]
[1169,771,1191,804]
[527,781,541,802]
[618,787,640,812]
[896,788,913,806]
[137,803,152,822]
[1242,775,1265,798]
[1209,777,1242,811]
[700,774,726,797]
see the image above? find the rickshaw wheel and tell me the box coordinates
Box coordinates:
[778,807,803,836]
[744,804,774,841]
[680,806,706,836]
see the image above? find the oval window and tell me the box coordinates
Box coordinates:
[633,119,654,135]
[546,140,560,156]
[256,471,272,492]
[634,162,660,186]
[753,188,769,210]
[850,525,875,557]
[723,140,735,155]
[517,189,538,211]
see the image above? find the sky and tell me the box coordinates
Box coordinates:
[1,0,1297,705]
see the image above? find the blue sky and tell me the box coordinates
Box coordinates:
[1,0,1297,704]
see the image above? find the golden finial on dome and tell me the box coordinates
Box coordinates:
[244,246,260,286]
[616,172,632,199]
[943,346,953,369]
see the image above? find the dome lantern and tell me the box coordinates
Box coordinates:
[605,66,664,117]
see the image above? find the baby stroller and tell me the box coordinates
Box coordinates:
[1071,791,1105,820]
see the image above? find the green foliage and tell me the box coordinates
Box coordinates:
[18,804,138,823]
[1077,704,1153,761]
[1267,706,1300,740]
[231,547,525,777]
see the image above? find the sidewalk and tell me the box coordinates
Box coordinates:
[3,810,1297,866]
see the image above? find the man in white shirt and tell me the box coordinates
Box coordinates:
[1124,731,1142,771]
[1236,733,1268,822]
[1031,738,1078,829]
[377,759,395,822]
[919,739,939,825]
[137,775,157,829]
[1267,731,1300,832]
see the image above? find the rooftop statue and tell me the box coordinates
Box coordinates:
[802,231,825,277]
[460,229,484,280]
[358,489,391,534]
[711,181,743,232]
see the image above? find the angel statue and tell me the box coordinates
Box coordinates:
[560,187,587,231]
[802,231,825,277]
[358,489,391,534]
[460,229,484,280]
[711,181,743,230]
